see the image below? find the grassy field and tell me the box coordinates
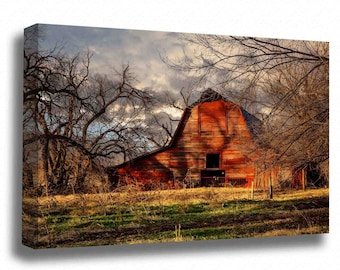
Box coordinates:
[22,187,329,248]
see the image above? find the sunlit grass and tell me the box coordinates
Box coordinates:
[24,187,329,209]
[22,187,329,248]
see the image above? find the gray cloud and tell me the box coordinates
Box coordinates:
[40,24,193,94]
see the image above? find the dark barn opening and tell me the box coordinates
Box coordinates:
[206,153,220,168]
[307,163,326,188]
[201,170,225,187]
[228,178,248,187]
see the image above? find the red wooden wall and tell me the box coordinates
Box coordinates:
[115,99,267,188]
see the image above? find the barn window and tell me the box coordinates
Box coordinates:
[206,153,220,168]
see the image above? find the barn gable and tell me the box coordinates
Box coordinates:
[108,89,269,189]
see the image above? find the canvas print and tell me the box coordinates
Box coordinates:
[23,24,329,249]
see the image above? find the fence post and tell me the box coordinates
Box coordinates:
[269,170,273,199]
[302,168,306,190]
[251,180,254,200]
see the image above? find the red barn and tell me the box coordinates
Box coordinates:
[108,89,279,189]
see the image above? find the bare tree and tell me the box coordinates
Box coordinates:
[164,34,329,184]
[23,26,157,195]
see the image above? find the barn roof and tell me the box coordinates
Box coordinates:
[111,88,262,169]
[190,88,227,107]
[191,88,262,138]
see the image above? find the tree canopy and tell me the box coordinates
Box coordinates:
[164,35,329,183]
[23,26,173,195]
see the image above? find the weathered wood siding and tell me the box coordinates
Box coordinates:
[116,100,267,188]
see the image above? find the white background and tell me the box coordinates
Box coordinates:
[1,0,339,269]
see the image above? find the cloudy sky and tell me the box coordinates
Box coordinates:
[37,24,197,96]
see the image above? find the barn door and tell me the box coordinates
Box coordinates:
[200,170,226,187]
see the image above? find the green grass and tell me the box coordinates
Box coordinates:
[22,187,329,248]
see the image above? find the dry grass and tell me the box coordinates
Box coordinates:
[26,187,329,210]
[259,226,329,237]
[22,187,329,248]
